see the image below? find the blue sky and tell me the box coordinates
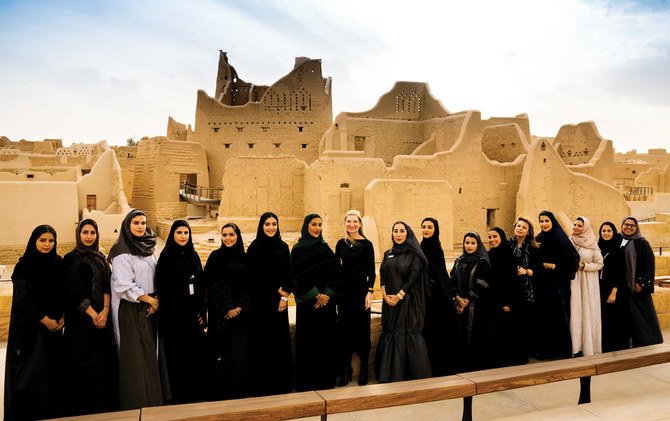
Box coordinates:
[1,0,669,152]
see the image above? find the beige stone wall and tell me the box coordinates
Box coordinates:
[517,137,630,232]
[364,179,454,256]
[616,148,670,172]
[218,156,309,232]
[613,161,652,185]
[554,121,605,166]
[0,167,78,182]
[564,125,615,185]
[132,137,208,226]
[191,55,332,190]
[628,195,670,222]
[0,181,79,257]
[481,123,527,163]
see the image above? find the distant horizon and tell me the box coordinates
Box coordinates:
[1,1,669,151]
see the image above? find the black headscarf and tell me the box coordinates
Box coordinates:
[488,227,514,264]
[536,210,573,247]
[73,219,111,305]
[159,219,202,273]
[390,221,428,268]
[536,210,580,282]
[107,209,156,261]
[13,225,61,281]
[292,213,326,251]
[452,232,491,297]
[597,221,622,257]
[457,232,490,265]
[218,222,245,254]
[420,217,441,249]
[420,217,448,284]
[252,212,283,246]
[11,225,64,320]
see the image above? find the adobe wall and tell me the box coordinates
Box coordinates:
[562,123,615,185]
[517,137,630,232]
[0,181,79,262]
[307,111,527,251]
[0,167,78,182]
[192,57,332,189]
[218,156,309,232]
[634,166,669,192]
[616,148,670,171]
[554,122,605,166]
[76,149,123,215]
[364,179,454,256]
[131,137,208,226]
[613,161,651,185]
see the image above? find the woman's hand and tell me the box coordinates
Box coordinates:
[502,305,511,312]
[314,293,330,309]
[543,262,556,270]
[94,307,109,328]
[225,307,242,319]
[607,292,617,303]
[365,292,373,310]
[384,294,400,307]
[146,296,159,316]
[455,295,469,313]
[278,288,290,312]
[517,267,533,277]
[40,316,62,332]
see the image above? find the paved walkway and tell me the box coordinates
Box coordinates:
[3,336,670,420]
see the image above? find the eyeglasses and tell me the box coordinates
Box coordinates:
[623,223,637,228]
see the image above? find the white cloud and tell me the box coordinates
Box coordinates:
[0,0,669,152]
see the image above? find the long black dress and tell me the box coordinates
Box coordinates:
[203,225,252,400]
[4,225,66,421]
[376,221,431,382]
[335,237,375,381]
[451,232,493,371]
[619,217,663,347]
[247,212,293,396]
[291,214,340,391]
[597,222,631,352]
[488,228,528,367]
[535,211,579,360]
[63,219,118,416]
[156,220,208,403]
[420,218,462,375]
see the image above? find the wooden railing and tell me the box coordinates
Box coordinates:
[623,186,654,201]
[62,343,670,421]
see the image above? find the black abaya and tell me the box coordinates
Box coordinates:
[421,231,462,375]
[156,221,208,404]
[489,237,528,367]
[376,246,432,382]
[291,234,340,391]
[204,239,252,400]
[63,249,118,415]
[4,226,66,421]
[247,220,293,396]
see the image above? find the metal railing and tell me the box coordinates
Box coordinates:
[179,183,222,205]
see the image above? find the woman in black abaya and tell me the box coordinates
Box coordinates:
[291,213,340,391]
[5,225,65,420]
[619,217,663,347]
[63,219,118,415]
[451,232,493,371]
[597,221,630,352]
[204,222,252,399]
[376,221,431,382]
[156,220,208,403]
[535,210,579,359]
[420,217,462,375]
[488,226,528,367]
[247,212,294,395]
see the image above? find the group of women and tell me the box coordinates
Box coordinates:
[4,208,664,419]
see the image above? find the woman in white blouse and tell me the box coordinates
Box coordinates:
[108,210,162,409]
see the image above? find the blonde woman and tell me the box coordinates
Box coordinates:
[335,210,375,386]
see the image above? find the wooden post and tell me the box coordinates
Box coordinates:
[578,376,591,404]
[462,396,473,421]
